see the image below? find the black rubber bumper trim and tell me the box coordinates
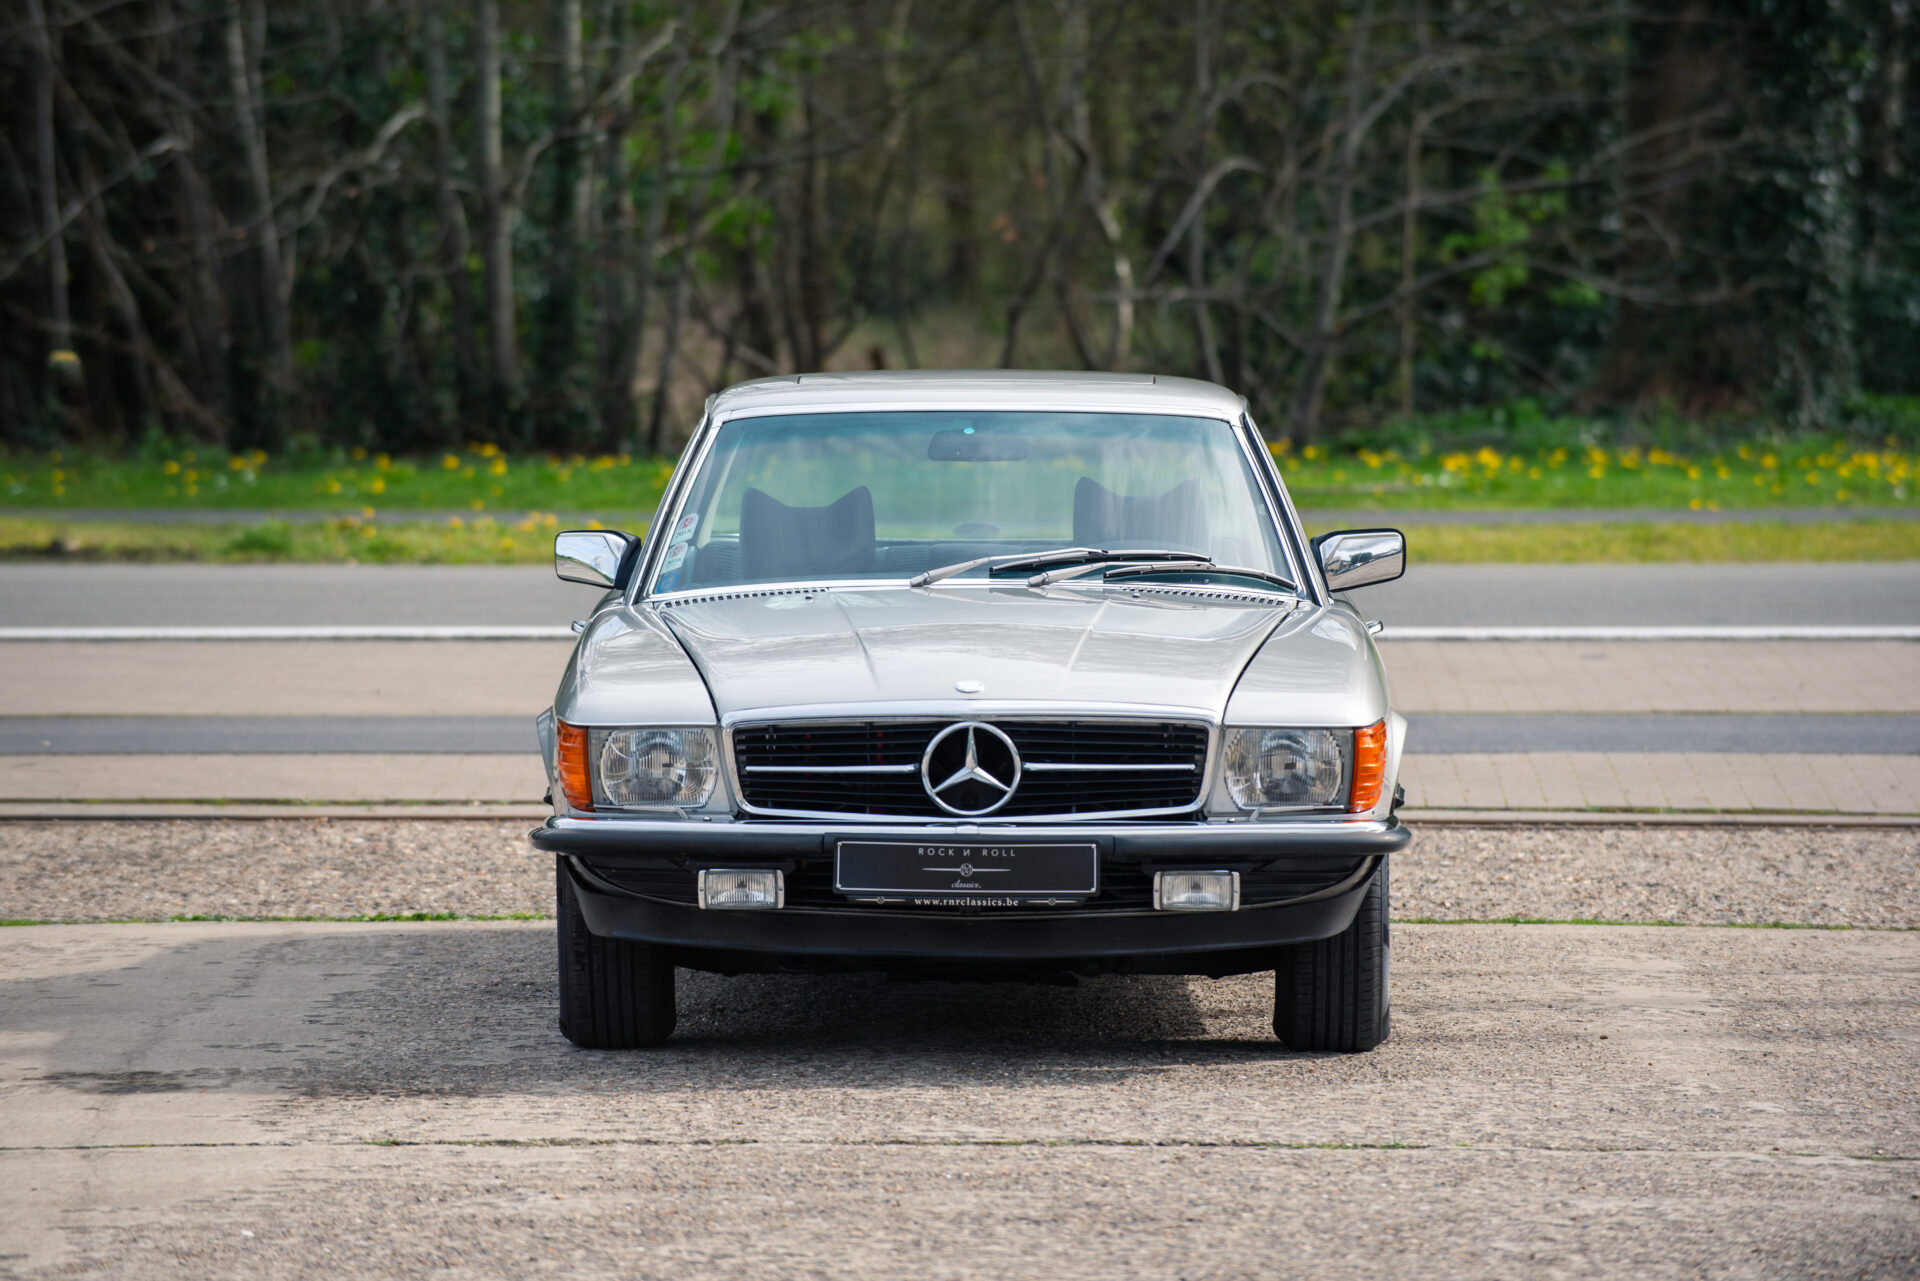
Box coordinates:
[565,856,1379,962]
[531,817,1411,862]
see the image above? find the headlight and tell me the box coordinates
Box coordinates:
[1222,728,1349,810]
[592,727,718,808]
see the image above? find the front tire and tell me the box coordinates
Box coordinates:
[1273,859,1391,1052]
[556,858,676,1048]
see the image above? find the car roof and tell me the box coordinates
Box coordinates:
[705,370,1248,421]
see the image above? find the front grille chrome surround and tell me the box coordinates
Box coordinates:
[729,717,1214,821]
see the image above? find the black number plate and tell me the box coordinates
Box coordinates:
[835,841,1099,904]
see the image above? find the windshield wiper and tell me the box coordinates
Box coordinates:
[908,546,1194,587]
[1025,552,1225,588]
[908,548,1102,588]
[988,546,1200,575]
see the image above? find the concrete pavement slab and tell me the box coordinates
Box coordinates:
[1380,640,1920,713]
[0,715,537,755]
[0,641,570,716]
[7,712,1916,756]
[0,753,547,804]
[0,921,1914,1277]
[3,639,1913,719]
[1402,752,1920,814]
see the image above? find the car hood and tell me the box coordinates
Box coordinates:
[653,586,1302,719]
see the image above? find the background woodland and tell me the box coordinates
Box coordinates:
[3,0,1917,456]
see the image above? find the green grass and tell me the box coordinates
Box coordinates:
[1383,519,1920,562]
[3,435,1915,516]
[0,513,632,564]
[2,444,673,514]
[1278,440,1917,510]
[6,514,1914,564]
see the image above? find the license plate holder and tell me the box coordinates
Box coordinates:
[834,841,1099,905]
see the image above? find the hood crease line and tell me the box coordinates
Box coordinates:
[829,591,883,686]
[1063,596,1108,678]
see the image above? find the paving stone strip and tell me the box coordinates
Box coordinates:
[1,820,1913,928]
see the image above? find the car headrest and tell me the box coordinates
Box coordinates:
[1072,477,1211,553]
[740,486,877,580]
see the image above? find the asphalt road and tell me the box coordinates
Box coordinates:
[5,562,1920,627]
[3,712,1914,755]
[2,920,1915,1279]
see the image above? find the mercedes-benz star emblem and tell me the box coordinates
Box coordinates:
[920,721,1022,816]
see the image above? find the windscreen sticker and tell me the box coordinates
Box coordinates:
[671,513,699,540]
[654,571,681,591]
[661,541,690,571]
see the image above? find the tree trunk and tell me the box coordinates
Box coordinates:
[423,0,479,428]
[595,0,632,443]
[1190,0,1224,384]
[1290,0,1371,441]
[620,54,684,451]
[1397,120,1421,417]
[26,0,70,357]
[476,0,521,415]
[536,0,585,433]
[796,83,828,371]
[647,253,688,454]
[162,0,232,433]
[224,0,289,389]
[1397,1,1428,418]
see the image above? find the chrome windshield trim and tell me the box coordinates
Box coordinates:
[627,408,720,608]
[1241,413,1324,606]
[648,577,1304,607]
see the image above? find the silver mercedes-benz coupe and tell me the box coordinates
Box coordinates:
[532,370,1409,1051]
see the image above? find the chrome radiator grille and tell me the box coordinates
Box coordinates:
[731,719,1210,819]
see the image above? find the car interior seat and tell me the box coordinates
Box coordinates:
[739,485,877,580]
[1072,477,1211,553]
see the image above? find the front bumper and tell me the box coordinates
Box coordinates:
[530,814,1409,860]
[533,816,1408,974]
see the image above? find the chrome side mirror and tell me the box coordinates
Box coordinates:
[555,529,638,588]
[1312,528,1405,592]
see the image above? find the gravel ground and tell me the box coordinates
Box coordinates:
[1,819,1914,926]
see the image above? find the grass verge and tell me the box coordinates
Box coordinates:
[0,514,595,564]
[1395,519,1920,562]
[3,433,1915,514]
[5,515,1916,564]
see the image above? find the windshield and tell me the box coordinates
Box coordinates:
[647,410,1290,595]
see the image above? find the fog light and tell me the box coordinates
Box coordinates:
[697,869,784,910]
[1153,870,1239,912]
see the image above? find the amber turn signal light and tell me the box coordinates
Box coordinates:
[1349,719,1387,813]
[556,719,594,811]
